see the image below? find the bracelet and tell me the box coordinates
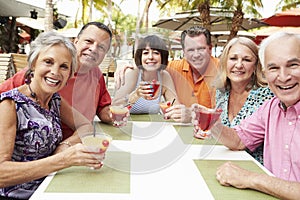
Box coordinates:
[59,141,72,147]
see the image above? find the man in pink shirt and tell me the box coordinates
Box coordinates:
[192,32,300,199]
[0,22,113,142]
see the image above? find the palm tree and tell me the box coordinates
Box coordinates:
[197,0,211,31]
[157,0,263,40]
[45,0,54,31]
[277,0,300,10]
[219,0,263,40]
[138,0,153,33]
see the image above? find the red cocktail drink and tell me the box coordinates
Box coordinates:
[193,108,222,139]
[148,80,160,97]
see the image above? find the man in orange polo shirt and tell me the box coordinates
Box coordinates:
[164,26,219,122]
[168,26,218,108]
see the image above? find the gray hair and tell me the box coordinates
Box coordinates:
[259,32,300,70]
[26,31,77,81]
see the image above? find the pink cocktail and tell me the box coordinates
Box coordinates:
[159,101,171,119]
[193,108,222,139]
[80,132,112,161]
[110,105,129,127]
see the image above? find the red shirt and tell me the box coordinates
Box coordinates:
[0,67,111,139]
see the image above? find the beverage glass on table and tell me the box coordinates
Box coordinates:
[80,132,112,161]
[110,105,130,127]
[159,101,171,120]
[192,107,222,139]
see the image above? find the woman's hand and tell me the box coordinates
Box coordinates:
[191,103,210,127]
[129,81,155,103]
[59,143,104,170]
[164,104,192,123]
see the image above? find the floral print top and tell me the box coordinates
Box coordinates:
[0,88,62,199]
[216,87,274,164]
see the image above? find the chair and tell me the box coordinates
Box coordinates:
[99,55,116,86]
[11,53,28,72]
[0,54,15,83]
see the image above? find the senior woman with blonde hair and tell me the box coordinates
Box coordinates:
[211,37,274,164]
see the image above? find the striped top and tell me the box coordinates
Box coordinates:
[130,70,162,114]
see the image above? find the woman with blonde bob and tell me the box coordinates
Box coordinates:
[212,37,274,164]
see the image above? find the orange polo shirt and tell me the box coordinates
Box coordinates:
[167,56,219,108]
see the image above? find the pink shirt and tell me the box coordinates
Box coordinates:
[235,97,300,182]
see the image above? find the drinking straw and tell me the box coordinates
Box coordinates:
[171,99,176,106]
[93,121,96,137]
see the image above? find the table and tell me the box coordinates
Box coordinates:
[30,117,277,200]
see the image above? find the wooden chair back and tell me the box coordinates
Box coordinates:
[12,53,28,72]
[0,54,15,83]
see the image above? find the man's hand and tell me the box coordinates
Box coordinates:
[216,161,253,189]
[114,62,135,89]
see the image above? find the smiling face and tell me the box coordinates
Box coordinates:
[32,44,72,96]
[183,34,212,74]
[141,46,162,71]
[264,37,300,107]
[74,25,111,73]
[226,43,256,87]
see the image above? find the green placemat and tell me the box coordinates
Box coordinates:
[95,122,132,140]
[129,114,165,122]
[173,125,220,145]
[194,160,278,200]
[45,152,131,193]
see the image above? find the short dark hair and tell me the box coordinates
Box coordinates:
[134,35,169,70]
[77,21,113,46]
[180,26,211,49]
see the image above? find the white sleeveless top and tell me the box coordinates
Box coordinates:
[130,70,162,114]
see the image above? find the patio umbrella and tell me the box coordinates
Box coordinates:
[253,26,300,44]
[152,9,266,32]
[0,0,46,17]
[263,8,300,27]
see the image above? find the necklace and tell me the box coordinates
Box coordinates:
[27,84,39,103]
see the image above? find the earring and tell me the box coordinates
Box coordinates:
[25,70,34,84]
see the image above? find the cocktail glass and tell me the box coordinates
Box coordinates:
[193,107,222,139]
[110,105,130,127]
[159,101,171,120]
[147,80,160,98]
[80,132,112,161]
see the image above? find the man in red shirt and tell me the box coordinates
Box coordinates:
[0,22,113,140]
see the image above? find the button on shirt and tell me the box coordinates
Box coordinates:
[234,97,300,182]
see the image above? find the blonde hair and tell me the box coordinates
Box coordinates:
[214,37,267,91]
